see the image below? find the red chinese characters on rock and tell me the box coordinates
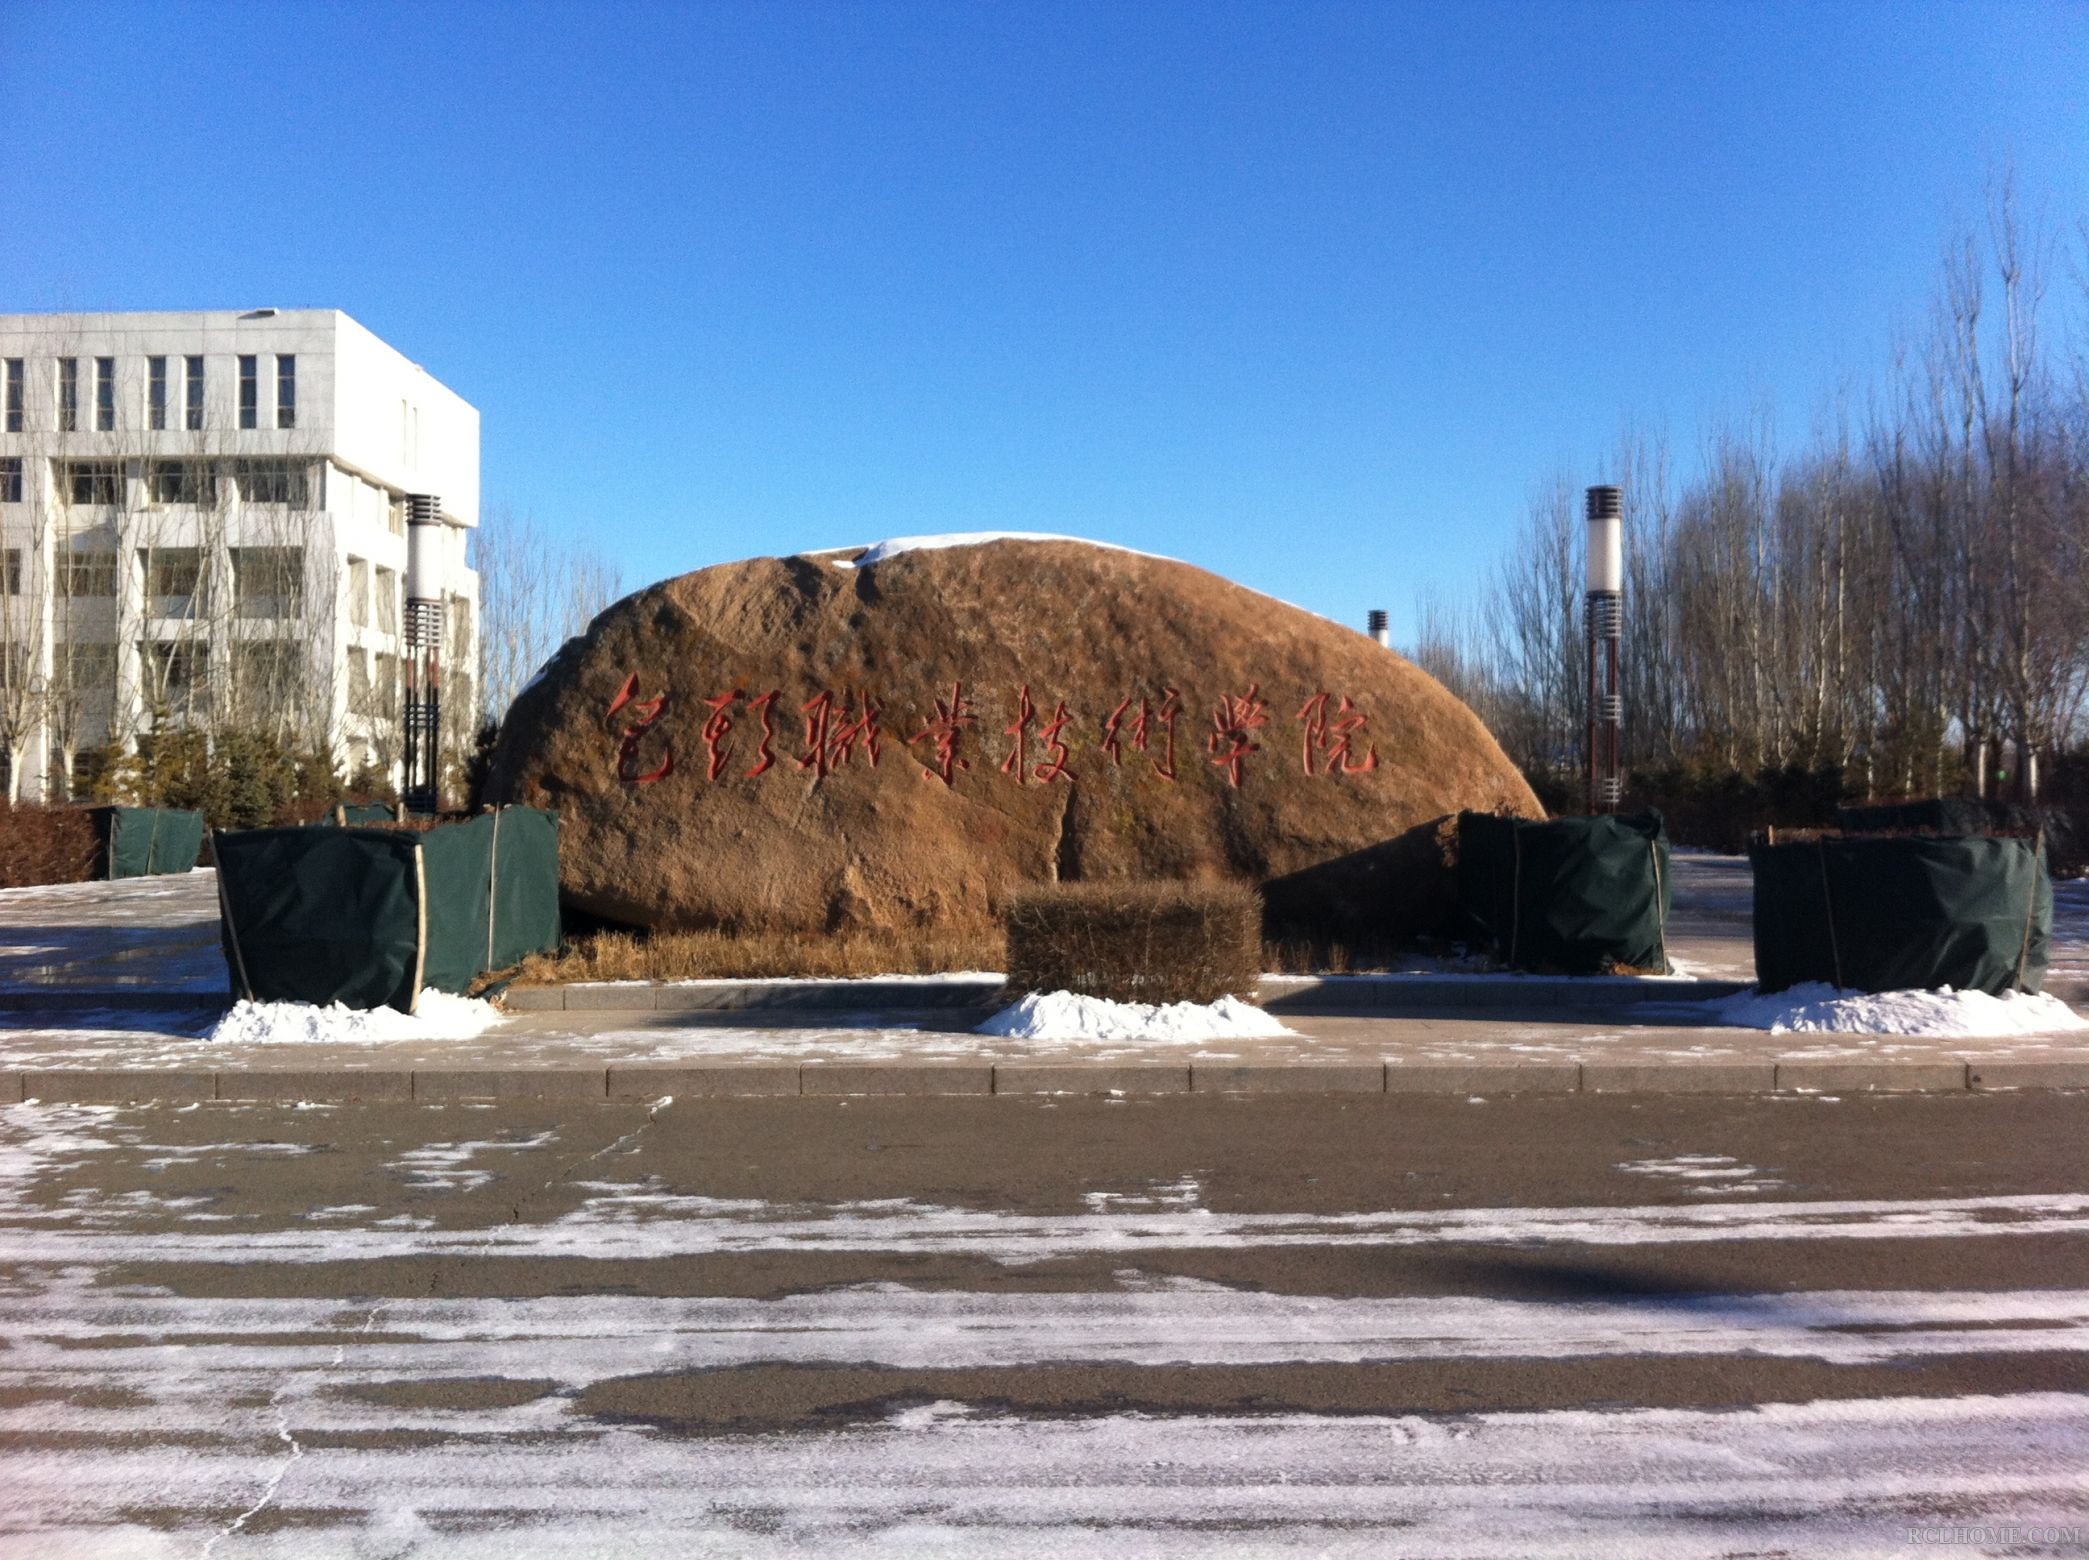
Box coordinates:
[1296,692,1380,777]
[606,673,674,786]
[1101,689,1183,781]
[1207,684,1270,788]
[607,677,1377,792]
[1033,699,1076,784]
[693,689,785,781]
[798,690,886,780]
[999,684,1037,782]
[908,682,979,787]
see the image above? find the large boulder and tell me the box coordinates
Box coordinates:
[484,537,1541,939]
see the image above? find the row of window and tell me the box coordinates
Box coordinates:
[0,456,312,507]
[1,545,304,616]
[0,642,447,716]
[1,353,294,433]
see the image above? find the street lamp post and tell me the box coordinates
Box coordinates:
[1585,485,1624,815]
[402,493,444,815]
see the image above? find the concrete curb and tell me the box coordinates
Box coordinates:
[7,1058,2086,1102]
[501,975,1756,1014]
[0,991,228,1013]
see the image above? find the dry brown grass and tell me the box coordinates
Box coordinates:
[0,804,102,889]
[513,924,1005,985]
[1005,881,1262,1004]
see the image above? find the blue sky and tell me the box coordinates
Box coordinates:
[4,1,2084,638]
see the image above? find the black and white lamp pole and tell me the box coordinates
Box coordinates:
[1585,484,1624,815]
[402,493,444,815]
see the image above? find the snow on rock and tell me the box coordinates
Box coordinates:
[207,989,503,1046]
[1710,982,2089,1037]
[978,991,1292,1042]
[821,532,1165,570]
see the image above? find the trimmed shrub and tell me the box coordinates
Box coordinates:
[0,803,100,888]
[1004,881,1263,1006]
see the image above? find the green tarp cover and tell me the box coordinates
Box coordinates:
[215,827,425,1011]
[1457,810,1672,975]
[420,813,496,995]
[488,806,562,970]
[104,807,206,879]
[1750,834,2051,996]
[215,807,562,1011]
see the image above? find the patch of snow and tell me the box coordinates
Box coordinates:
[1708,982,2089,1036]
[816,532,1168,570]
[1616,1154,1785,1194]
[206,990,503,1046]
[979,991,1292,1042]
[659,970,1004,987]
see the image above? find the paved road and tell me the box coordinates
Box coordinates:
[4,1091,2085,1555]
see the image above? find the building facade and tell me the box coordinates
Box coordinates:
[0,309,479,802]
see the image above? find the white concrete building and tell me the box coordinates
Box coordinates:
[0,309,479,802]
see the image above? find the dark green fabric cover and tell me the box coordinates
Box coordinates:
[487,807,562,969]
[420,813,496,995]
[215,807,563,1010]
[1457,810,1672,975]
[1750,834,2051,995]
[215,827,424,1011]
[105,807,207,878]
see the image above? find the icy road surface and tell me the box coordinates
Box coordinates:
[2,1090,2085,1555]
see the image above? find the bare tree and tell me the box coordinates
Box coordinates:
[475,503,624,725]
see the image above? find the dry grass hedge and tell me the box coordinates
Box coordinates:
[0,803,101,889]
[514,924,1004,985]
[1004,881,1263,1005]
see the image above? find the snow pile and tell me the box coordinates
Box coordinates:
[822,532,1165,570]
[207,989,504,1046]
[978,991,1291,1042]
[1710,982,2089,1037]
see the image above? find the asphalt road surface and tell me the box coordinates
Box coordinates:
[4,1091,2086,1556]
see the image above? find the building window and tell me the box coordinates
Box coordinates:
[184,356,204,430]
[237,459,309,507]
[447,596,474,665]
[57,358,78,431]
[347,647,371,706]
[375,651,400,718]
[95,357,115,431]
[238,354,258,429]
[147,460,217,506]
[233,640,298,701]
[347,556,370,627]
[63,461,124,506]
[71,747,110,796]
[58,642,116,699]
[3,549,19,594]
[4,359,21,432]
[374,565,399,633]
[139,547,203,615]
[233,546,304,619]
[63,550,118,597]
[148,357,168,430]
[142,640,207,705]
[276,354,296,429]
[0,457,21,503]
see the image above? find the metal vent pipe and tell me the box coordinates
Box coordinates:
[1366,608,1390,649]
